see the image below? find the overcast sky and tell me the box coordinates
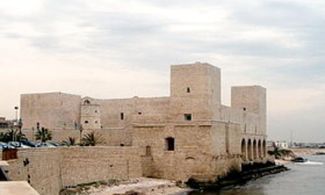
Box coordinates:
[0,0,324,142]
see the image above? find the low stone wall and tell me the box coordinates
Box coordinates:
[4,146,142,195]
[61,147,141,186]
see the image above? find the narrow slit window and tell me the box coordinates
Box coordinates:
[184,114,192,121]
[187,87,191,93]
[120,113,124,120]
[145,146,152,156]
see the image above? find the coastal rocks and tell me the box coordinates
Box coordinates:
[113,190,145,195]
[186,161,289,190]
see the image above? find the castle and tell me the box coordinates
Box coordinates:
[20,62,267,182]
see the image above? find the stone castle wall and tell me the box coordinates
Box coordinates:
[5,147,142,195]
[21,92,81,130]
[17,62,268,185]
[20,63,266,141]
[133,121,242,182]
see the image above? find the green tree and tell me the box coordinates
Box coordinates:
[35,127,52,143]
[81,131,104,146]
[267,143,295,159]
[0,132,6,142]
[62,137,76,146]
[0,129,27,142]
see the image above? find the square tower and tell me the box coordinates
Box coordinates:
[231,86,266,134]
[169,62,221,122]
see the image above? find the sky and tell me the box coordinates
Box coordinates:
[0,0,324,142]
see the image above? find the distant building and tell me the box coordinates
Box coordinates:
[0,117,12,129]
[275,141,289,149]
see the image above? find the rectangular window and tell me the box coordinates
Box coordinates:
[165,137,175,151]
[184,114,192,121]
[120,112,124,120]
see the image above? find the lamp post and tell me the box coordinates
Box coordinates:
[14,106,19,123]
[79,124,83,144]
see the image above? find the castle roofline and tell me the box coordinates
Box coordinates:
[21,91,81,97]
[171,61,220,69]
[231,85,266,90]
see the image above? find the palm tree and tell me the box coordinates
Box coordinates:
[0,132,6,142]
[0,129,27,142]
[35,127,52,143]
[16,131,27,142]
[62,137,76,146]
[81,131,104,146]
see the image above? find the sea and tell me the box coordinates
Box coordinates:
[186,155,325,195]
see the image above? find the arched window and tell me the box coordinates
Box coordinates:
[241,139,246,161]
[247,139,252,161]
[263,140,266,157]
[84,100,91,105]
[165,137,175,151]
[253,139,257,159]
[258,140,262,158]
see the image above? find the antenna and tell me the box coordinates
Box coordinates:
[290,130,293,148]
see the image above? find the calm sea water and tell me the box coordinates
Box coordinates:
[187,155,325,195]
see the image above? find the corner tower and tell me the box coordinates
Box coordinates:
[169,62,221,122]
[80,97,101,130]
[231,86,266,134]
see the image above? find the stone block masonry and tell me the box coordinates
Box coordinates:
[4,147,142,195]
[18,62,268,188]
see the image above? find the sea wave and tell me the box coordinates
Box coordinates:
[295,161,324,165]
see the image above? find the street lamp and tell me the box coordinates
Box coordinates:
[79,124,83,144]
[14,106,19,123]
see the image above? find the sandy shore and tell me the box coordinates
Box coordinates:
[85,178,191,195]
[274,159,291,165]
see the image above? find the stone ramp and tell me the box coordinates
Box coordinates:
[0,181,40,195]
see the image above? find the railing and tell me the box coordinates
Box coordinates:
[2,148,18,160]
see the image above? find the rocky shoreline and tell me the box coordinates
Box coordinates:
[186,161,288,191]
[61,161,291,195]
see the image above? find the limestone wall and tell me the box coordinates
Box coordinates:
[169,63,221,122]
[231,86,267,134]
[61,147,142,186]
[16,62,268,185]
[219,106,261,135]
[21,92,81,130]
[80,103,101,130]
[132,121,242,182]
[5,147,142,195]
[5,148,62,195]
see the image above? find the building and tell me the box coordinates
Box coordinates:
[275,141,289,149]
[20,62,267,182]
[0,117,12,129]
